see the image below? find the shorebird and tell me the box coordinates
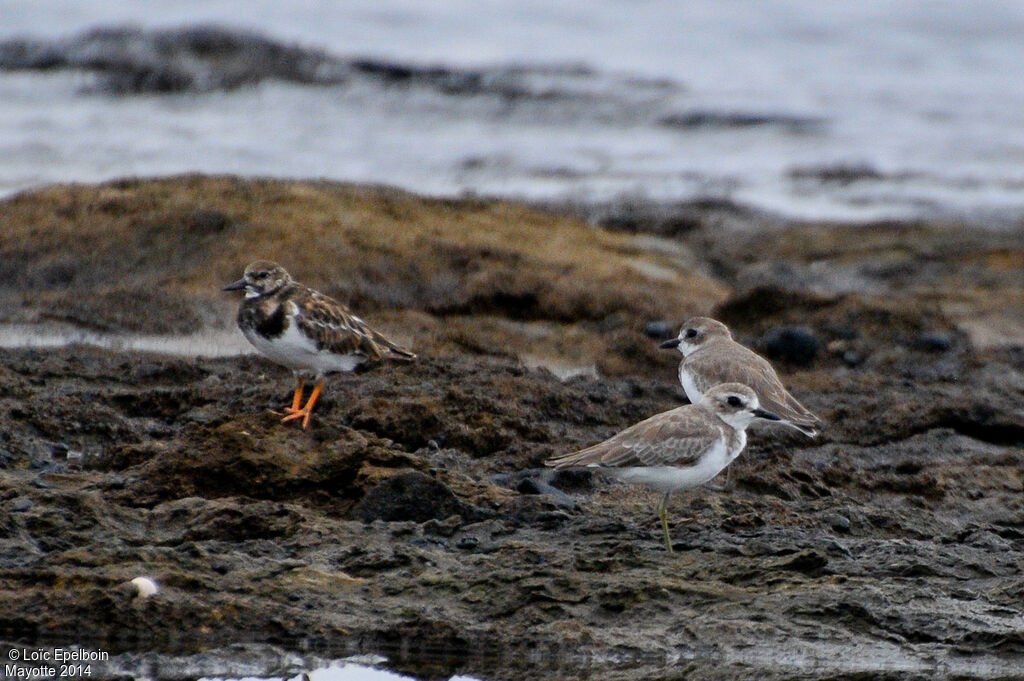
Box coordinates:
[546,383,780,552]
[660,317,820,437]
[223,260,415,428]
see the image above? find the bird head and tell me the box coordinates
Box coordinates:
[704,383,780,430]
[223,260,292,299]
[659,316,732,356]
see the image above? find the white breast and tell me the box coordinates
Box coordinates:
[244,323,364,375]
[678,365,704,404]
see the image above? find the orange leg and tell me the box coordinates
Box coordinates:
[281,378,325,429]
[286,376,305,413]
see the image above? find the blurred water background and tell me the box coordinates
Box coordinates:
[2,0,1024,225]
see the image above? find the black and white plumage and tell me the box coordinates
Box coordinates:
[660,317,821,437]
[546,383,780,552]
[224,260,414,428]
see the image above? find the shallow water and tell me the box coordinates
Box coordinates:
[0,323,252,357]
[20,639,1021,681]
[3,1,1024,223]
[0,324,606,381]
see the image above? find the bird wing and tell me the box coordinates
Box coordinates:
[546,406,722,469]
[685,343,820,427]
[293,288,415,361]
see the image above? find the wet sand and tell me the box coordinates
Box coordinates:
[0,176,1022,680]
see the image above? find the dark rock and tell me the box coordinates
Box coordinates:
[495,470,579,509]
[549,468,593,492]
[455,536,479,551]
[0,25,349,94]
[914,332,953,352]
[761,326,821,366]
[422,515,462,537]
[352,471,477,523]
[644,320,673,338]
[659,110,824,133]
[516,477,544,495]
[789,163,885,185]
[770,549,829,575]
[824,513,851,533]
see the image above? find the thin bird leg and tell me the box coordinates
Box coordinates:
[658,491,674,553]
[283,376,305,416]
[282,379,325,429]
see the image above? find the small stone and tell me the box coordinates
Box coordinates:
[456,536,479,550]
[130,576,160,599]
[11,497,33,512]
[824,513,851,533]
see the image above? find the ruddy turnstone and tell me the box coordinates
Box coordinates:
[660,317,821,437]
[224,260,415,428]
[546,383,780,552]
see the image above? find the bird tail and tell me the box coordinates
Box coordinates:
[385,344,417,361]
[371,330,416,361]
[545,443,602,469]
[780,417,820,438]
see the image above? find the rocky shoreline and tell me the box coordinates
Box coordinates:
[1,176,1022,680]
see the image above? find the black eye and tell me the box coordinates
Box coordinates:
[685,329,698,338]
[254,271,268,278]
[727,396,743,407]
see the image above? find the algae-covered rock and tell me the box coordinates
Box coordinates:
[0,176,1022,680]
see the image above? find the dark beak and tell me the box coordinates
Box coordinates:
[752,407,781,421]
[660,338,681,349]
[223,279,247,292]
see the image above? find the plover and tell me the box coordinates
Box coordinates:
[545,383,780,552]
[660,317,820,437]
[224,260,415,428]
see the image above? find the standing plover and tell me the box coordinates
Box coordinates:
[224,260,415,428]
[546,383,780,552]
[660,317,820,437]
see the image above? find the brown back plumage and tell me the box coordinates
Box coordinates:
[684,337,819,431]
[293,287,416,361]
[546,405,727,470]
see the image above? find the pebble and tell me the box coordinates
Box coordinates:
[823,512,851,533]
[130,576,159,599]
[842,350,864,367]
[456,536,479,551]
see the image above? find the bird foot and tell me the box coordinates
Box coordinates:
[281,407,313,429]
